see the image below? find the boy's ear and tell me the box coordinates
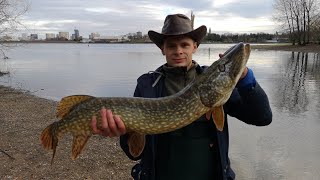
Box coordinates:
[193,42,198,53]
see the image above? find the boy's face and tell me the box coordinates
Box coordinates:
[161,36,197,70]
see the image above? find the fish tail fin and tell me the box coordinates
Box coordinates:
[71,135,91,160]
[40,122,59,164]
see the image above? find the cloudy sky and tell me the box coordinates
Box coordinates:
[21,0,276,38]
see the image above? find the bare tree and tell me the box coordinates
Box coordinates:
[292,0,302,45]
[273,0,296,44]
[0,0,29,56]
[311,17,320,42]
[273,0,320,45]
[0,0,28,75]
[305,0,320,43]
[302,0,307,44]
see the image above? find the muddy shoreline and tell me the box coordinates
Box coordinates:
[251,43,320,53]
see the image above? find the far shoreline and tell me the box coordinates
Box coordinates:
[1,40,320,53]
[250,43,320,53]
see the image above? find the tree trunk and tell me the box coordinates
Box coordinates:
[289,2,296,45]
[307,13,310,43]
[303,1,306,45]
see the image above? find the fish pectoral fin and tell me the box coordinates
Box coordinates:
[71,134,91,160]
[127,132,145,158]
[211,106,225,131]
[57,95,95,119]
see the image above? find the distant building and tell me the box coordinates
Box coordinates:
[136,31,142,38]
[46,33,55,40]
[58,32,69,40]
[30,34,38,40]
[89,32,100,40]
[80,38,91,43]
[19,33,29,41]
[92,36,121,43]
[75,29,79,38]
[72,29,81,41]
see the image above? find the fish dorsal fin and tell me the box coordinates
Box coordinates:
[56,95,94,119]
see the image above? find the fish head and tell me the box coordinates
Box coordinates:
[197,42,251,108]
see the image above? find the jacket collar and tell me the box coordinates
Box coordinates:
[150,60,204,87]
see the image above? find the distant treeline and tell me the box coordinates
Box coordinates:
[203,32,277,43]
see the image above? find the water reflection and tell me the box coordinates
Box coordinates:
[1,44,320,179]
[273,52,319,114]
[195,44,236,65]
[0,58,10,75]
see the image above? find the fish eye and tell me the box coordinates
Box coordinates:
[218,64,225,72]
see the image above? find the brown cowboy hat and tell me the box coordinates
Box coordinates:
[148,14,207,49]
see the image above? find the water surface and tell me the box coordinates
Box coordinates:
[1,43,319,179]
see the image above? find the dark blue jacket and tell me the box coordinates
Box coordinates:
[120,63,272,180]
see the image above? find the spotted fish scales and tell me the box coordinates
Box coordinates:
[41,42,251,163]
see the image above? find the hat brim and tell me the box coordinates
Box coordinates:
[148,25,207,49]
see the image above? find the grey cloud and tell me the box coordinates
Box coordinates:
[22,0,274,37]
[214,1,273,18]
[158,0,213,11]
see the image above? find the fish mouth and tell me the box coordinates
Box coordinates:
[224,43,250,81]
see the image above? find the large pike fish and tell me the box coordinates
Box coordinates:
[41,42,251,164]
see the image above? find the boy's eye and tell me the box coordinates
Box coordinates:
[167,44,175,48]
[182,43,190,47]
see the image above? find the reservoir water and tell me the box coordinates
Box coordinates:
[1,43,319,179]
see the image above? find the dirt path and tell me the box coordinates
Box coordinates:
[0,86,135,179]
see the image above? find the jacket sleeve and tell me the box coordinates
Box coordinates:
[224,69,272,126]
